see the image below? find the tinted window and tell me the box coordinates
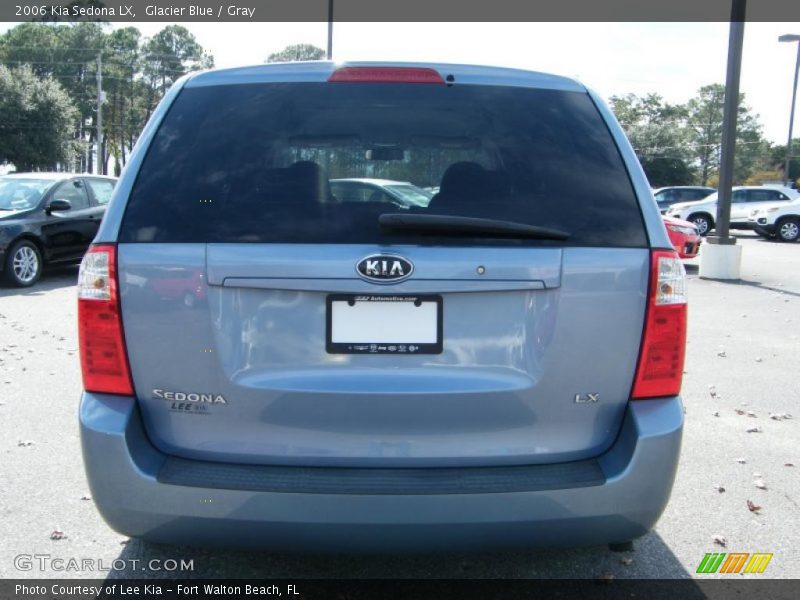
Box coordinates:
[684,189,711,200]
[745,190,784,203]
[654,189,675,204]
[86,179,115,205]
[52,180,89,209]
[767,190,789,201]
[0,177,53,210]
[120,83,645,247]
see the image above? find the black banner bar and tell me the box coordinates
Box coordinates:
[3,0,800,23]
[3,579,800,600]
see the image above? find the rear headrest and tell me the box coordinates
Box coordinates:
[287,161,331,204]
[439,161,488,198]
[429,162,512,212]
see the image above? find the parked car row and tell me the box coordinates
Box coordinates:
[1,169,706,294]
[663,185,799,236]
[1,171,793,291]
[655,184,800,251]
[0,172,117,286]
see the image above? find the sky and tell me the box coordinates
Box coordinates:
[2,21,800,144]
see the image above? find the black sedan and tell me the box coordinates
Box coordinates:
[0,173,117,286]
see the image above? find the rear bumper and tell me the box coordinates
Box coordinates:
[80,392,683,551]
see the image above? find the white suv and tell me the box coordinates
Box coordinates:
[665,186,798,236]
[750,198,800,242]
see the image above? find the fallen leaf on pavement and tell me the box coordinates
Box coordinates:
[785,463,794,467]
[17,440,34,447]
[50,530,66,540]
[712,411,720,417]
[747,500,761,513]
[735,409,746,415]
[715,485,726,493]
[754,479,767,490]
[746,427,762,433]
[769,413,793,421]
[736,458,746,464]
[713,535,727,547]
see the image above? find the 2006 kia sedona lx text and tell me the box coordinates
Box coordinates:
[78,62,686,551]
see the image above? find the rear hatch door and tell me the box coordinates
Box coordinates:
[116,72,650,467]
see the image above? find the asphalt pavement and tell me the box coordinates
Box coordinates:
[0,233,797,579]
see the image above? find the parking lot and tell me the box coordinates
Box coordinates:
[0,233,797,580]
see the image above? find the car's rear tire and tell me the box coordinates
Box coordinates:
[688,213,712,236]
[776,217,800,243]
[3,239,43,287]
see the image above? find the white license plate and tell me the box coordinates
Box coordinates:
[326,295,442,354]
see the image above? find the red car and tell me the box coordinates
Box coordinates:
[149,267,206,307]
[663,216,702,259]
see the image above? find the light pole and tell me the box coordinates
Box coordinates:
[327,0,334,60]
[700,0,745,280]
[779,34,800,187]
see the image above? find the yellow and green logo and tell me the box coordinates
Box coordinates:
[696,552,773,574]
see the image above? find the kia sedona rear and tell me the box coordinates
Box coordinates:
[78,62,685,552]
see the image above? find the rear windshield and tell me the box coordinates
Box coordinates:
[120,82,646,247]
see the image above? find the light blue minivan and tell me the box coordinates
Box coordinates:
[78,62,686,551]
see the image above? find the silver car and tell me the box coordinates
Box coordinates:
[330,178,434,208]
[78,62,686,552]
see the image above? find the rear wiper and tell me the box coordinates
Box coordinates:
[379,213,569,241]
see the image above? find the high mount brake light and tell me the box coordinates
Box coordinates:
[77,244,134,396]
[328,67,445,84]
[632,250,688,399]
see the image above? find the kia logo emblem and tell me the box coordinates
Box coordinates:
[356,254,414,283]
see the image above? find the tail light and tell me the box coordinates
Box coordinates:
[632,250,687,399]
[328,67,444,84]
[77,244,134,395]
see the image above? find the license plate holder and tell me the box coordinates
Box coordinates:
[326,294,443,354]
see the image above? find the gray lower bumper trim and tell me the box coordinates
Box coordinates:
[157,456,605,495]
